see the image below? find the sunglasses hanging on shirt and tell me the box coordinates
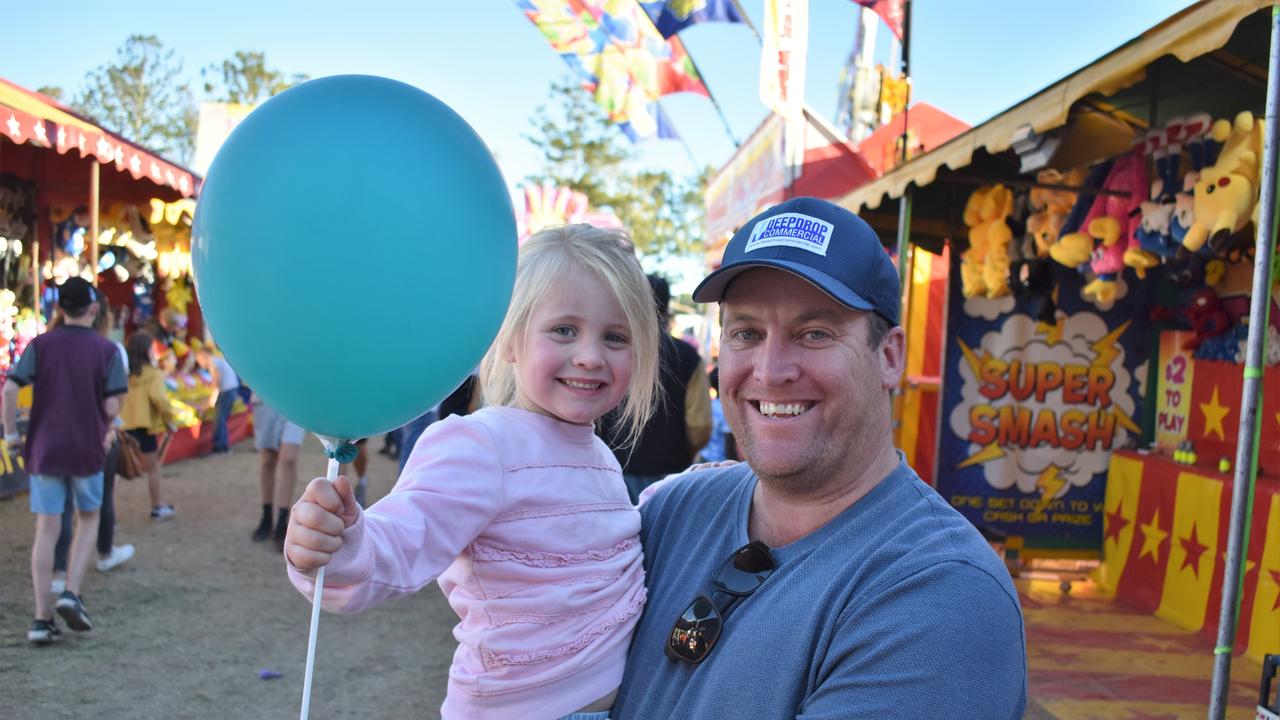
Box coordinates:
[666,540,776,664]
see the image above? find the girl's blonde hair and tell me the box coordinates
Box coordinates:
[480,224,658,448]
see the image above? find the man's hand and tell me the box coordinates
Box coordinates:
[103,428,114,451]
[285,475,360,571]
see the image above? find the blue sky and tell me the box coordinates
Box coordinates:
[3,0,1192,286]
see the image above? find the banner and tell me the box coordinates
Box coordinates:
[192,102,254,177]
[759,0,807,122]
[937,259,1153,551]
[640,0,745,38]
[516,0,709,140]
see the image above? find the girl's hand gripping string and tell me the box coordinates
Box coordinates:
[285,475,360,571]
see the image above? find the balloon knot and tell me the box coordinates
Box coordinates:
[326,441,359,464]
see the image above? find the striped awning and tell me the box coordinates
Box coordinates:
[0,77,197,197]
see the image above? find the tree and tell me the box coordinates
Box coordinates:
[524,76,709,264]
[524,76,632,209]
[201,51,306,105]
[73,35,195,162]
[35,86,65,102]
[612,167,711,261]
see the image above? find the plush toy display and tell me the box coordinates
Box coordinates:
[961,184,1015,298]
[1026,168,1084,255]
[1048,152,1147,304]
[1132,115,1212,265]
[1181,111,1263,258]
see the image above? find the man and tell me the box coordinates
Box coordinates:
[603,274,711,502]
[249,398,304,546]
[613,198,1026,718]
[5,277,128,644]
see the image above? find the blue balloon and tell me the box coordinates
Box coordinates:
[192,75,516,440]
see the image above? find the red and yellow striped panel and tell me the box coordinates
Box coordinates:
[1093,454,1142,594]
[1248,493,1280,663]
[1097,450,1279,662]
[898,245,947,485]
[1155,471,1223,631]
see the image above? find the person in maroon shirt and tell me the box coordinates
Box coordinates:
[4,277,127,644]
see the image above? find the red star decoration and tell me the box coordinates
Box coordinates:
[1179,522,1209,578]
[1104,500,1129,545]
[1272,570,1280,612]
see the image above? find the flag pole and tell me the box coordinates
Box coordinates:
[728,0,762,43]
[894,0,914,288]
[1207,6,1280,717]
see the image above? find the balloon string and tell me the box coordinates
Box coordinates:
[301,451,342,719]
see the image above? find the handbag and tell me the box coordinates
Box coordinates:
[115,429,145,480]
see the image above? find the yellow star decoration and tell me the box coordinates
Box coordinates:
[1219,552,1256,577]
[1200,386,1230,441]
[1138,509,1169,563]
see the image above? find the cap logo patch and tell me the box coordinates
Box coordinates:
[745,213,833,256]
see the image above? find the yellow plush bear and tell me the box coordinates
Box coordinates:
[1181,111,1262,254]
[961,184,1015,299]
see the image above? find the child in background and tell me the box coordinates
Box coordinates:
[195,346,239,455]
[120,331,181,519]
[285,224,658,720]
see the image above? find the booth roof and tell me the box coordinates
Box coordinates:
[835,0,1271,214]
[0,76,198,198]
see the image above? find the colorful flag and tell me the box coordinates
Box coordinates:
[639,0,745,38]
[759,0,807,121]
[852,0,904,41]
[516,0,708,140]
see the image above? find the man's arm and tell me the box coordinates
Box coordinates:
[684,360,711,455]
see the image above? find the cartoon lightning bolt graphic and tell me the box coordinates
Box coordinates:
[957,337,982,379]
[1090,320,1131,369]
[1035,467,1067,513]
[957,443,1006,469]
[1111,406,1141,434]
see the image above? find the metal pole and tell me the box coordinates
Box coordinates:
[896,190,913,289]
[89,160,100,286]
[1207,6,1280,718]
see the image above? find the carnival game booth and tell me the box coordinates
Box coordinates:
[835,0,1278,665]
[0,78,249,473]
[703,104,968,484]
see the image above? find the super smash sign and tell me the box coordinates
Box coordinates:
[938,259,1151,550]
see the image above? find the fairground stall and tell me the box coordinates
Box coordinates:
[834,0,1278,666]
[704,102,968,483]
[0,78,248,482]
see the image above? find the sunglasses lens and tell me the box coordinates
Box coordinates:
[714,542,776,595]
[667,596,722,663]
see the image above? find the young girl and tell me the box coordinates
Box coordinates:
[120,331,181,519]
[284,224,658,720]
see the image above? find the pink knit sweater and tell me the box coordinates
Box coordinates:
[286,406,645,720]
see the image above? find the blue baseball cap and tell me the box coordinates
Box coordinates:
[693,197,900,325]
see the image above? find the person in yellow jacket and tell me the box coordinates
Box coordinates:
[120,331,180,520]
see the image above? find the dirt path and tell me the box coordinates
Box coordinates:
[0,435,457,719]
